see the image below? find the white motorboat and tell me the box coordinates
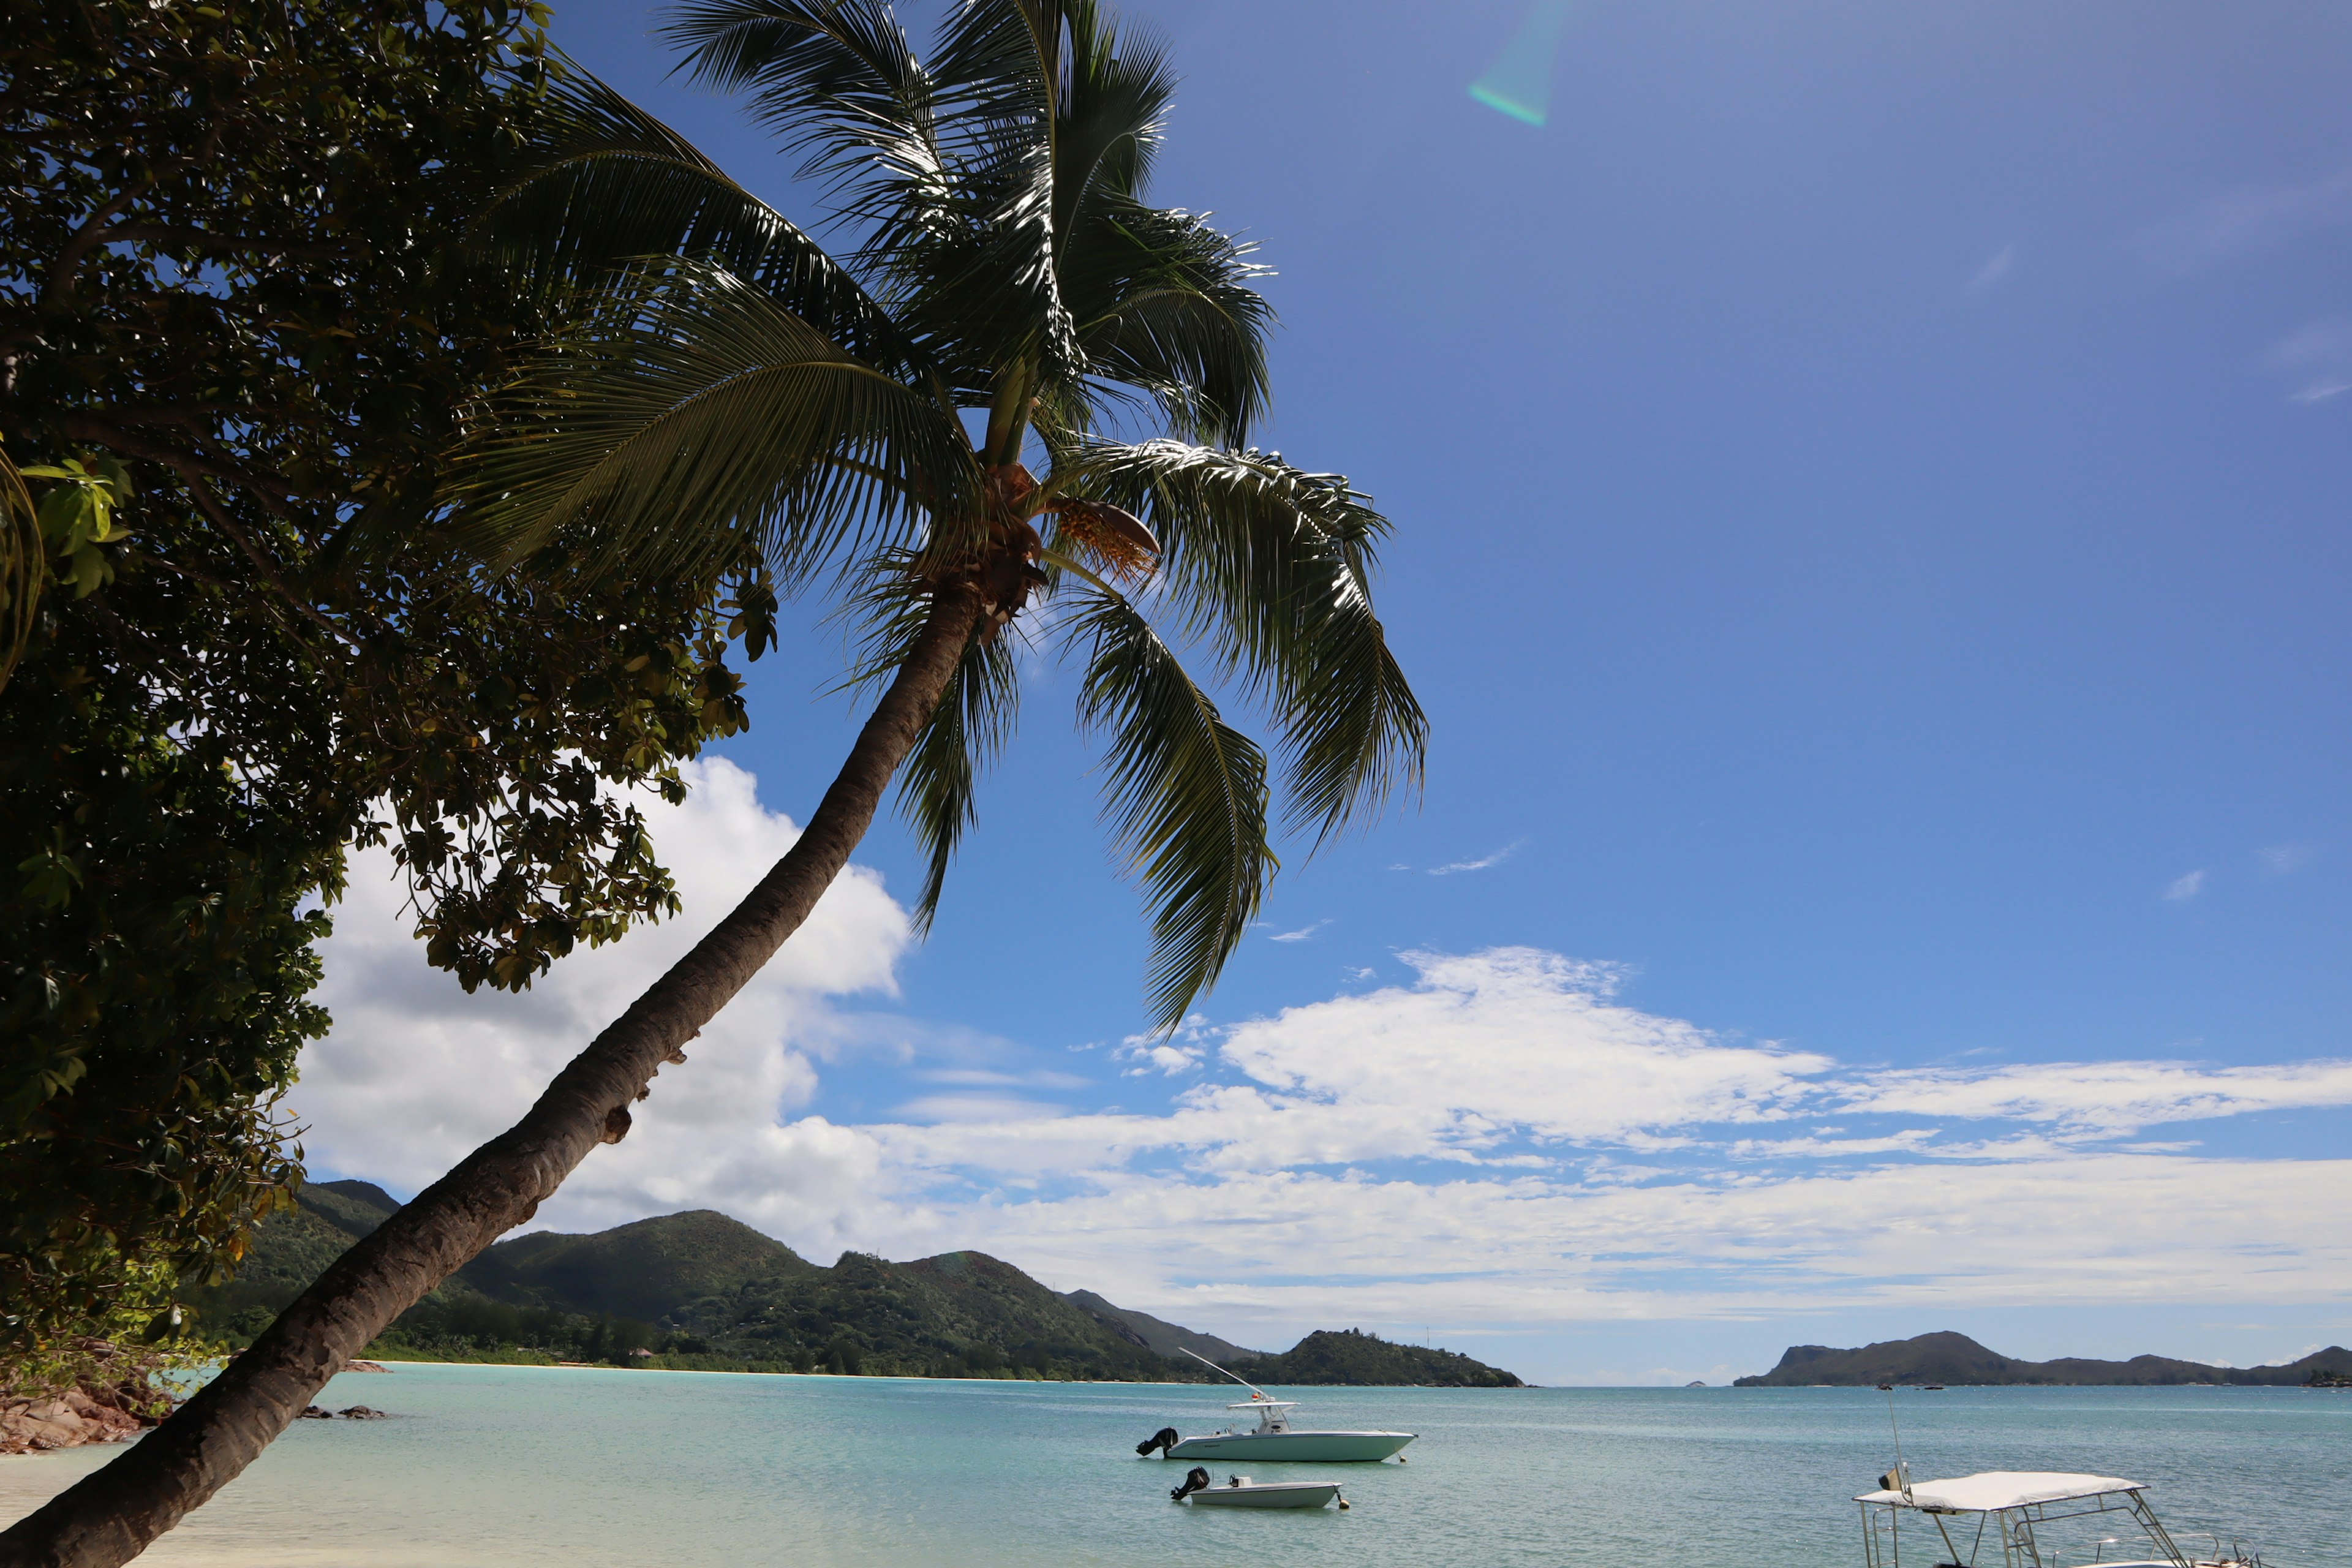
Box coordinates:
[1858,1469,2262,1567]
[1136,1350,1415,1463]
[1169,1467,1347,1510]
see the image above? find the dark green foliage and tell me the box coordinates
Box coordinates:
[177,1180,398,1335]
[0,0,768,1367]
[1232,1329,1523,1389]
[1732,1331,2352,1387]
[0,623,330,1359]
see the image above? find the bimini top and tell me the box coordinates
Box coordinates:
[1856,1472,2146,1513]
[1229,1401,1298,1411]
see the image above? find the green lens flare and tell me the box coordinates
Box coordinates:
[1469,0,1576,127]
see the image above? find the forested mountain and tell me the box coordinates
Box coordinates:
[1734,1330,2352,1387]
[1240,1329,1525,1387]
[1060,1290,1263,1363]
[194,1183,1524,1387]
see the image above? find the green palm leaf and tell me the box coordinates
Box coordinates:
[1044,437,1426,839]
[470,58,919,377]
[900,627,1019,932]
[1063,202,1272,444]
[445,259,979,583]
[1066,582,1272,1031]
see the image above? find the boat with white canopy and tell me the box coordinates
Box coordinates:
[1857,1469,2262,1567]
[1134,1349,1416,1464]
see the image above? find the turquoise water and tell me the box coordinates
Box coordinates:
[2,1366,2345,1566]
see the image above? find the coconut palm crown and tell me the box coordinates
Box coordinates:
[451,0,1425,1029]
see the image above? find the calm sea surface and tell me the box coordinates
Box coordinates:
[2,1366,2345,1566]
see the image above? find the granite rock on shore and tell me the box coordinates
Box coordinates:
[1,1389,151,1455]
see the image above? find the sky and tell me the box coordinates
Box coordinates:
[296,0,2352,1385]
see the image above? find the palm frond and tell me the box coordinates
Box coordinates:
[663,0,936,187]
[1063,202,1272,444]
[1066,582,1273,1031]
[0,448,41,693]
[899,625,1019,932]
[1044,437,1425,841]
[443,260,980,586]
[1050,6,1175,246]
[471,59,920,376]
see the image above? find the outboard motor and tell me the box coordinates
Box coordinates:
[1136,1426,1180,1458]
[1170,1466,1212,1502]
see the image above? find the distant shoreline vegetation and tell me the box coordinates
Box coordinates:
[192,1182,1521,1389]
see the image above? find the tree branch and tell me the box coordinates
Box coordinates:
[51,414,304,519]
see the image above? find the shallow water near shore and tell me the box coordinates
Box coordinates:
[2,1365,2345,1566]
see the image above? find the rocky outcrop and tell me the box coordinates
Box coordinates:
[1,1389,151,1455]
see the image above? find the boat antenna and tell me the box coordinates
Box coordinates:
[1884,1387,1913,1501]
[1180,1346,1270,1401]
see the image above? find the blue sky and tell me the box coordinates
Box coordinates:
[303,1,2352,1384]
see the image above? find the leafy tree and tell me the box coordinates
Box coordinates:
[0,0,771,1434]
[6,3,1422,1562]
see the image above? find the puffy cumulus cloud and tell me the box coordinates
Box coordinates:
[1216,948,1830,1150]
[848,951,1828,1182]
[295,758,912,1241]
[831,952,2352,1333]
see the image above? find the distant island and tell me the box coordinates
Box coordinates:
[192,1180,1522,1388]
[1733,1330,2352,1387]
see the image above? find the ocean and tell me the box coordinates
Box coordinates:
[2,1366,2344,1566]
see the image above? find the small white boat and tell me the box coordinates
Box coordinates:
[1858,1469,2262,1566]
[1170,1467,1346,1510]
[1136,1350,1416,1464]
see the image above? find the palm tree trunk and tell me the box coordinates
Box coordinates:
[0,587,982,1568]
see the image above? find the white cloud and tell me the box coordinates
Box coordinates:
[2136,168,2352,276]
[2258,843,2315,875]
[2268,317,2352,404]
[1268,919,1330,943]
[296,757,912,1245]
[952,1153,2352,1335]
[2165,869,2206,902]
[1967,243,2016,293]
[1428,839,1525,875]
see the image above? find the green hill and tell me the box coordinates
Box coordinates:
[1061,1290,1264,1363]
[1733,1331,2352,1387]
[198,1186,1523,1387]
[1236,1328,1525,1388]
[459,1209,815,1322]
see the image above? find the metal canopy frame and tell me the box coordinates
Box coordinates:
[1860,1488,2194,1568]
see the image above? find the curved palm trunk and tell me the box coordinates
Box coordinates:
[0,587,982,1568]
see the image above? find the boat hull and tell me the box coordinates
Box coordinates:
[1166,1431,1414,1463]
[1183,1482,1343,1509]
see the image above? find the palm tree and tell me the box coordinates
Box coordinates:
[0,4,1422,1561]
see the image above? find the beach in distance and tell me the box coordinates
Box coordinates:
[2,1364,2342,1567]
